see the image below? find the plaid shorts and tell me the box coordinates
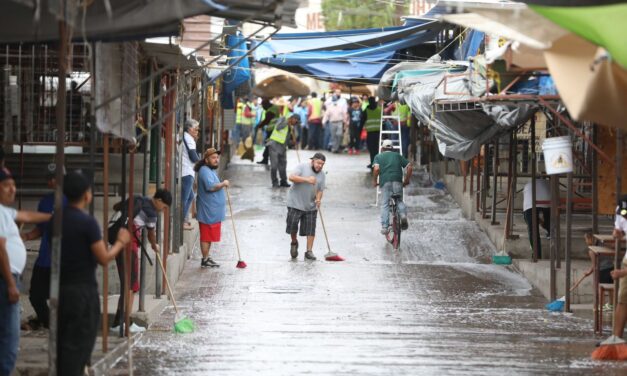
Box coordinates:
[286,207,317,236]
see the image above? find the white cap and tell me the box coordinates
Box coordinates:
[382,139,393,148]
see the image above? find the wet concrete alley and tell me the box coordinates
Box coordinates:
[114,151,627,375]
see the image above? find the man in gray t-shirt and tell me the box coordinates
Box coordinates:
[286,153,326,260]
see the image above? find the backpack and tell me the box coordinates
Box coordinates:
[107,196,143,245]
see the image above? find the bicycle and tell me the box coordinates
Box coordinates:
[385,192,403,250]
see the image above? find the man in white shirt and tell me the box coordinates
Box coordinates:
[322,90,348,153]
[0,167,51,375]
[610,195,627,339]
[181,119,200,230]
[522,179,551,258]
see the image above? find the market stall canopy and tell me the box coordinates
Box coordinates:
[141,41,203,70]
[438,0,627,130]
[252,73,310,98]
[521,0,627,68]
[379,57,544,160]
[252,20,447,84]
[0,0,299,43]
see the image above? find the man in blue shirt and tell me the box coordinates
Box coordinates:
[194,148,229,268]
[21,165,66,329]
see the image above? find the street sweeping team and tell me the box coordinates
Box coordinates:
[0,91,412,375]
[3,91,627,376]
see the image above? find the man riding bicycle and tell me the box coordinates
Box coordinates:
[373,139,413,235]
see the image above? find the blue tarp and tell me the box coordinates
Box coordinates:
[252,21,446,84]
[222,32,251,109]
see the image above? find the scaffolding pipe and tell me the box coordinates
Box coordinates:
[565,171,573,312]
[491,141,499,225]
[49,17,69,376]
[531,117,539,262]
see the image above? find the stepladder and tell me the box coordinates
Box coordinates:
[375,115,404,206]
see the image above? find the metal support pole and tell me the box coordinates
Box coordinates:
[48,18,69,376]
[491,141,499,225]
[102,134,109,352]
[614,129,623,311]
[504,133,514,238]
[163,74,175,293]
[139,65,154,312]
[549,175,558,301]
[482,145,488,218]
[591,124,598,233]
[565,172,573,312]
[510,131,518,238]
[531,117,539,262]
[154,75,163,298]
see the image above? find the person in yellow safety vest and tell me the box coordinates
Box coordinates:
[239,97,256,140]
[387,101,412,158]
[233,97,248,148]
[255,99,281,165]
[267,114,300,188]
[362,96,382,169]
[306,92,323,150]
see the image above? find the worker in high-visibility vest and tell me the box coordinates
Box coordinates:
[233,97,246,147]
[255,99,281,165]
[306,92,323,150]
[391,101,411,157]
[362,96,382,169]
[266,114,299,188]
[239,97,256,144]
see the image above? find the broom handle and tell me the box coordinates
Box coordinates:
[569,272,590,293]
[226,187,242,261]
[154,250,179,316]
[318,207,333,253]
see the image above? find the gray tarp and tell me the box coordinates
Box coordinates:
[397,59,538,160]
[1,0,298,43]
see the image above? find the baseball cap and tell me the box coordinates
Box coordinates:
[618,195,627,218]
[0,167,14,182]
[310,152,326,162]
[382,139,394,148]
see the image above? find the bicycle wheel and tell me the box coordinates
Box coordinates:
[393,209,401,250]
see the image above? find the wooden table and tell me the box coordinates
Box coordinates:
[589,245,617,334]
[593,234,616,245]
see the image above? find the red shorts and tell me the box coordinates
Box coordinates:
[199,222,221,242]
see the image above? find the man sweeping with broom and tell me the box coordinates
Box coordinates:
[286,152,327,261]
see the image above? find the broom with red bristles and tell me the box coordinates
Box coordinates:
[226,187,247,269]
[591,236,627,360]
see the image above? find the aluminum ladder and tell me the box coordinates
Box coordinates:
[375,115,403,206]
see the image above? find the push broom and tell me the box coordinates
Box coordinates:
[226,187,247,268]
[546,272,591,312]
[318,207,345,262]
[290,127,344,262]
[153,250,195,333]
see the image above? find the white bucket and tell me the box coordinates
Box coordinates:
[542,136,573,175]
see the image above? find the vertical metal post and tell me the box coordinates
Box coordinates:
[49,17,69,376]
[481,145,488,218]
[102,134,109,352]
[531,117,539,262]
[163,74,175,292]
[491,140,499,225]
[125,149,135,339]
[504,133,514,237]
[614,129,623,308]
[549,175,558,302]
[565,171,573,312]
[511,130,518,236]
[591,124,598,234]
[154,75,163,299]
[469,156,474,195]
[139,65,154,312]
[89,43,96,216]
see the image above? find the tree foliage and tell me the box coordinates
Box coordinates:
[321,0,408,31]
